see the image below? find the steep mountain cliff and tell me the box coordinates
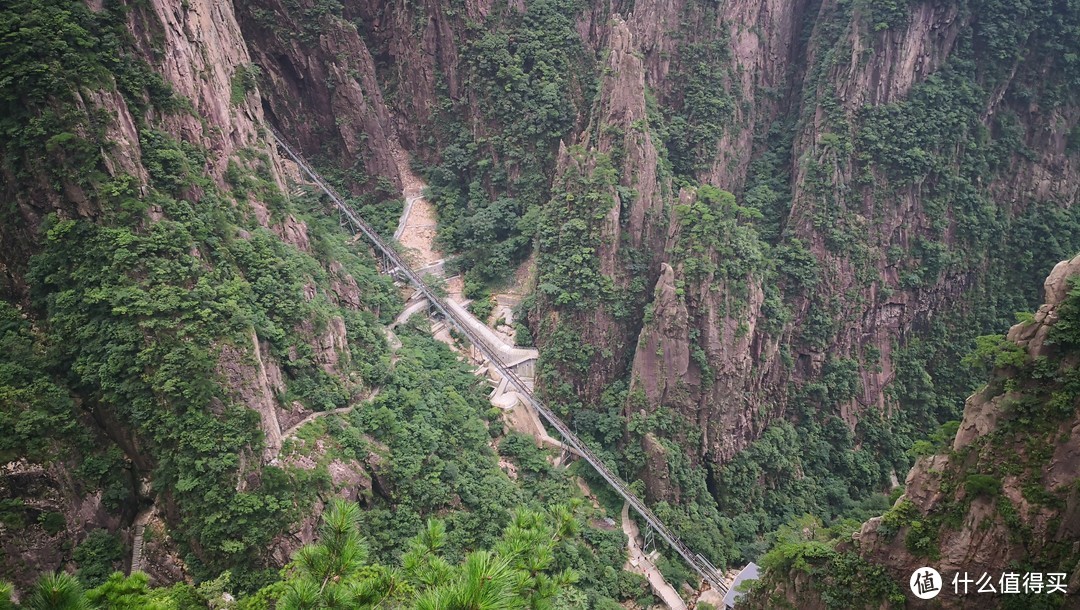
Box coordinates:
[520,0,1079,565]
[0,0,631,602]
[2,0,1078,600]
[743,254,1080,608]
[0,0,402,588]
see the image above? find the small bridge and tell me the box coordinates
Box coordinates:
[268,129,728,596]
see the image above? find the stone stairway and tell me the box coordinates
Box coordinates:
[129,508,153,574]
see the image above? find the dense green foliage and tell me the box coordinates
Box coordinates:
[0,1,637,600]
[423,0,593,285]
[0,0,181,225]
[710,0,1080,564]
[311,328,649,606]
[0,302,90,466]
[277,499,579,609]
[751,279,1080,606]
[72,532,125,589]
[749,515,906,609]
[10,167,638,601]
[4,0,1080,602]
[671,186,765,285]
[1050,277,1080,348]
[337,328,519,560]
[23,161,398,585]
[1,501,595,609]
[494,0,1080,587]
[662,22,736,177]
[533,148,619,313]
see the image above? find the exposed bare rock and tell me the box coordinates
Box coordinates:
[316,317,349,374]
[641,433,680,504]
[1008,254,1080,358]
[293,316,351,377]
[329,261,363,309]
[348,0,464,154]
[837,2,965,109]
[134,0,265,177]
[0,460,123,587]
[1044,256,1080,312]
[326,459,373,504]
[1047,418,1080,491]
[596,17,668,256]
[847,257,1080,607]
[274,214,311,252]
[630,264,693,408]
[952,388,1011,451]
[590,0,1080,502]
[3,0,1079,596]
[710,0,812,189]
[217,332,286,461]
[139,514,188,585]
[267,438,383,565]
[234,0,401,195]
[88,89,150,187]
[625,198,780,474]
[249,198,272,228]
[277,401,314,435]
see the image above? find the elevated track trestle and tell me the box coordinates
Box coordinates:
[268,129,728,595]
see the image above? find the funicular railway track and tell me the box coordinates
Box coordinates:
[268,129,728,595]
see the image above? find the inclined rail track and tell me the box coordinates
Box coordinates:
[268,129,727,595]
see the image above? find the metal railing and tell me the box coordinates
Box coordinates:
[267,129,728,595]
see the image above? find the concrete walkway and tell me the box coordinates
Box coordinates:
[623,503,688,610]
[393,195,421,241]
[386,142,537,372]
[444,299,537,366]
[384,136,710,604]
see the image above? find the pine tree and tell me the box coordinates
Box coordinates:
[23,573,90,610]
[279,500,371,610]
[1,582,17,610]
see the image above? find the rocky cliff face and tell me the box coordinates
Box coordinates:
[234,0,401,195]
[3,0,1078,590]
[746,255,1080,608]
[526,0,1079,515]
[0,0,394,585]
[851,255,1080,607]
[0,0,267,295]
[221,0,1079,553]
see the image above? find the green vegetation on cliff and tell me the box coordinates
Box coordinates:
[424,0,593,286]
[509,0,1080,573]
[0,2,639,603]
[4,0,1080,602]
[0,500,585,609]
[746,266,1080,609]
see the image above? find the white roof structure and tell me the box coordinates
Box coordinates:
[724,562,760,608]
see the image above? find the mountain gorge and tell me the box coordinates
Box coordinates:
[1,0,1078,605]
[744,254,1080,609]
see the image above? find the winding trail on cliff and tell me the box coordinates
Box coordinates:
[270,329,399,462]
[276,387,381,448]
[385,140,571,456]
